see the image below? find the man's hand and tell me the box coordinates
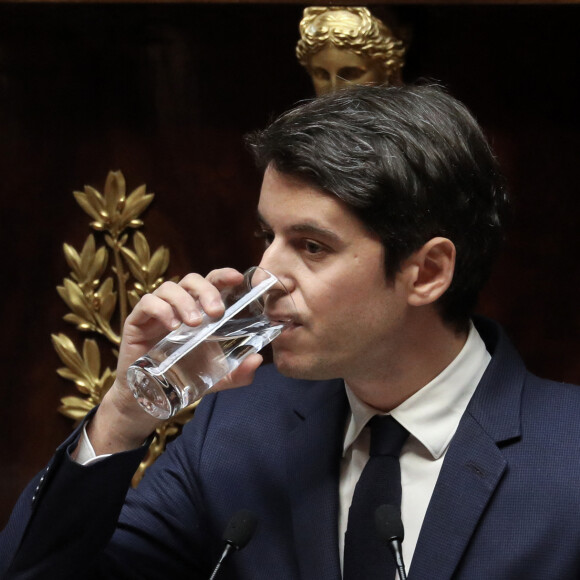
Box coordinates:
[84,268,263,456]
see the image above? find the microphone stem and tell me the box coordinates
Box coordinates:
[388,539,407,580]
[208,543,234,580]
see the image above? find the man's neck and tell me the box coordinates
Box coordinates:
[345,312,469,412]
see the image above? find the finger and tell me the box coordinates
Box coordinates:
[177,273,226,319]
[205,267,244,290]
[180,268,244,319]
[126,291,183,332]
[213,353,263,392]
[204,268,245,316]
[152,280,204,326]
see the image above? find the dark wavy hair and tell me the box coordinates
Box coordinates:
[245,84,509,330]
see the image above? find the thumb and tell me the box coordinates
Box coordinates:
[213,353,263,392]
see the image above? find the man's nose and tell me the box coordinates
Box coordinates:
[257,244,295,293]
[257,244,281,279]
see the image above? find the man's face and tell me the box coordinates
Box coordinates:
[256,166,410,385]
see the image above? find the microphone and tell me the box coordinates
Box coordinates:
[208,509,258,580]
[375,504,407,580]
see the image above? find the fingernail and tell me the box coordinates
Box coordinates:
[189,311,202,324]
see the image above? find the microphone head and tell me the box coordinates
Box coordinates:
[375,504,404,543]
[222,509,258,550]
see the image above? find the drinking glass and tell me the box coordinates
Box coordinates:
[127,267,294,420]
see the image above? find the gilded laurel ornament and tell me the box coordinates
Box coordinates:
[52,170,195,485]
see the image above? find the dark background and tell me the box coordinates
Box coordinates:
[1,2,579,528]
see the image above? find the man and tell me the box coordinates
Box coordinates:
[3,84,580,579]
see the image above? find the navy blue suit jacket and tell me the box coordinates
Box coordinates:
[3,317,580,579]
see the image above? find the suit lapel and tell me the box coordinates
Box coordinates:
[409,318,525,580]
[285,379,348,580]
[409,414,508,579]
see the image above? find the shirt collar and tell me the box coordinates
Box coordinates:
[343,321,491,460]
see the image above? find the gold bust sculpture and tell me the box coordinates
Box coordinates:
[296,7,407,96]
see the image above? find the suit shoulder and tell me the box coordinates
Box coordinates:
[521,373,580,437]
[524,373,580,404]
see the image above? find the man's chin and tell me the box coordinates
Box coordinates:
[272,351,307,379]
[272,351,334,382]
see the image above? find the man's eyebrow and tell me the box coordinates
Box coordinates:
[289,223,342,244]
[255,211,342,244]
[255,212,269,228]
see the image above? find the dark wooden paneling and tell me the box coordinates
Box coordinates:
[0,3,579,528]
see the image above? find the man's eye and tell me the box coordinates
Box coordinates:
[304,240,324,254]
[254,230,274,247]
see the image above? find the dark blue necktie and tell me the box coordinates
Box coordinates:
[343,415,409,579]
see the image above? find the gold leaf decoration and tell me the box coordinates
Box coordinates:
[55,170,193,485]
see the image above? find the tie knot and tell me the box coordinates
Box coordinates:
[369,415,409,457]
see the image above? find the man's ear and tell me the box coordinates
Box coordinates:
[400,237,456,307]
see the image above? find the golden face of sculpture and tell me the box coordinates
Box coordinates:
[308,44,388,95]
[296,7,406,96]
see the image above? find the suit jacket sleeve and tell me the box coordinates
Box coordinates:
[0,410,154,579]
[0,366,343,580]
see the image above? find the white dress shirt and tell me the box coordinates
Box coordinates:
[75,426,110,465]
[338,322,490,574]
